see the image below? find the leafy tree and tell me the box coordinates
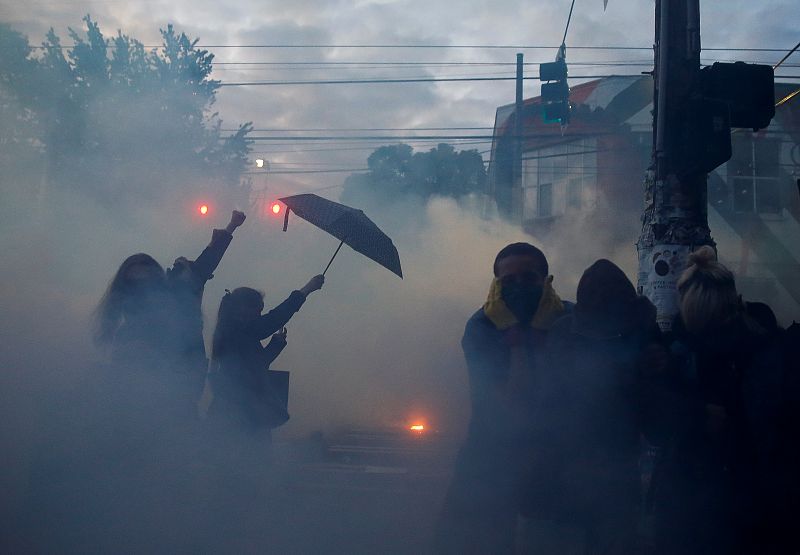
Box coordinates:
[342,143,487,203]
[0,16,252,207]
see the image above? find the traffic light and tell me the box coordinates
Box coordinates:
[198,204,209,216]
[540,60,570,124]
[269,202,283,216]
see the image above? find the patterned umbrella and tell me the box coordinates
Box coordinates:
[279,193,403,279]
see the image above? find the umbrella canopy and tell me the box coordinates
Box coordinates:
[279,193,403,279]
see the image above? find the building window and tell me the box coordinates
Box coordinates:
[732,177,754,213]
[538,183,553,218]
[520,138,597,221]
[728,136,781,215]
[567,178,582,211]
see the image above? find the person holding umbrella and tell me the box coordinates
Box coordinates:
[204,274,324,445]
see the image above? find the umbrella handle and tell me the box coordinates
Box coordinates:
[323,240,345,276]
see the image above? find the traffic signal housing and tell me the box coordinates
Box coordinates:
[540,60,570,124]
[675,97,732,176]
[701,62,775,131]
[676,62,775,176]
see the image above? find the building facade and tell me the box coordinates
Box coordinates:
[488,76,800,322]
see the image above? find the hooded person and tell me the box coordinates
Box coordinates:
[527,259,661,554]
[650,246,788,555]
[435,242,570,555]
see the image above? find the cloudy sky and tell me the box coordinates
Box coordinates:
[2,0,797,194]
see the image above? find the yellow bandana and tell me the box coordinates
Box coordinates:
[483,275,565,331]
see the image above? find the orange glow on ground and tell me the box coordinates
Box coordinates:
[199,204,209,215]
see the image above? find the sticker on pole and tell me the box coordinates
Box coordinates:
[640,244,691,331]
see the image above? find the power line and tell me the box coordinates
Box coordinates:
[562,0,578,47]
[28,43,794,52]
[230,126,494,132]
[220,73,800,86]
[774,40,800,70]
[246,133,613,141]
[218,74,636,86]
[243,168,367,175]
[249,140,493,155]
[213,60,653,67]
[248,135,497,141]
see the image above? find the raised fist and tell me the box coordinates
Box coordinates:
[229,210,247,228]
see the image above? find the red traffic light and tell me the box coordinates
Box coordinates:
[270,202,282,216]
[199,204,209,215]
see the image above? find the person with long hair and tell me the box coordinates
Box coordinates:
[652,246,787,554]
[206,275,325,443]
[94,252,173,364]
[94,210,246,373]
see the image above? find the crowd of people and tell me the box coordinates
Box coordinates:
[20,210,799,553]
[18,210,327,551]
[437,242,800,554]
[94,210,325,442]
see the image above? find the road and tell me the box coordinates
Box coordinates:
[256,428,459,554]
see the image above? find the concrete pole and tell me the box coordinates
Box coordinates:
[637,0,714,331]
[514,52,524,222]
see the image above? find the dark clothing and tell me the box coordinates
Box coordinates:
[652,304,786,555]
[109,229,233,379]
[168,228,233,370]
[437,306,570,554]
[533,297,660,554]
[210,290,306,431]
[110,286,178,367]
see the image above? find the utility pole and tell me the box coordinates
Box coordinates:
[514,52,524,222]
[637,0,712,331]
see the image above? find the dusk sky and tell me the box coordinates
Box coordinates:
[2,0,797,194]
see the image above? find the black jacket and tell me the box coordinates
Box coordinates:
[531,297,660,522]
[210,290,306,429]
[652,303,786,554]
[167,228,233,367]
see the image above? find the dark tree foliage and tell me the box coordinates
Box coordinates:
[342,143,487,203]
[0,17,252,206]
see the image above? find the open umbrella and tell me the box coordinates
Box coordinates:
[279,193,403,279]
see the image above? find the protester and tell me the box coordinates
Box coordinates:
[94,252,173,364]
[531,259,661,554]
[168,210,247,378]
[88,211,247,548]
[206,275,325,444]
[94,210,246,378]
[436,242,569,554]
[651,246,786,555]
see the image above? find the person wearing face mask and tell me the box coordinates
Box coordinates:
[436,243,570,555]
[650,246,791,555]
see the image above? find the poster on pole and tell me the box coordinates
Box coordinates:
[639,244,691,331]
